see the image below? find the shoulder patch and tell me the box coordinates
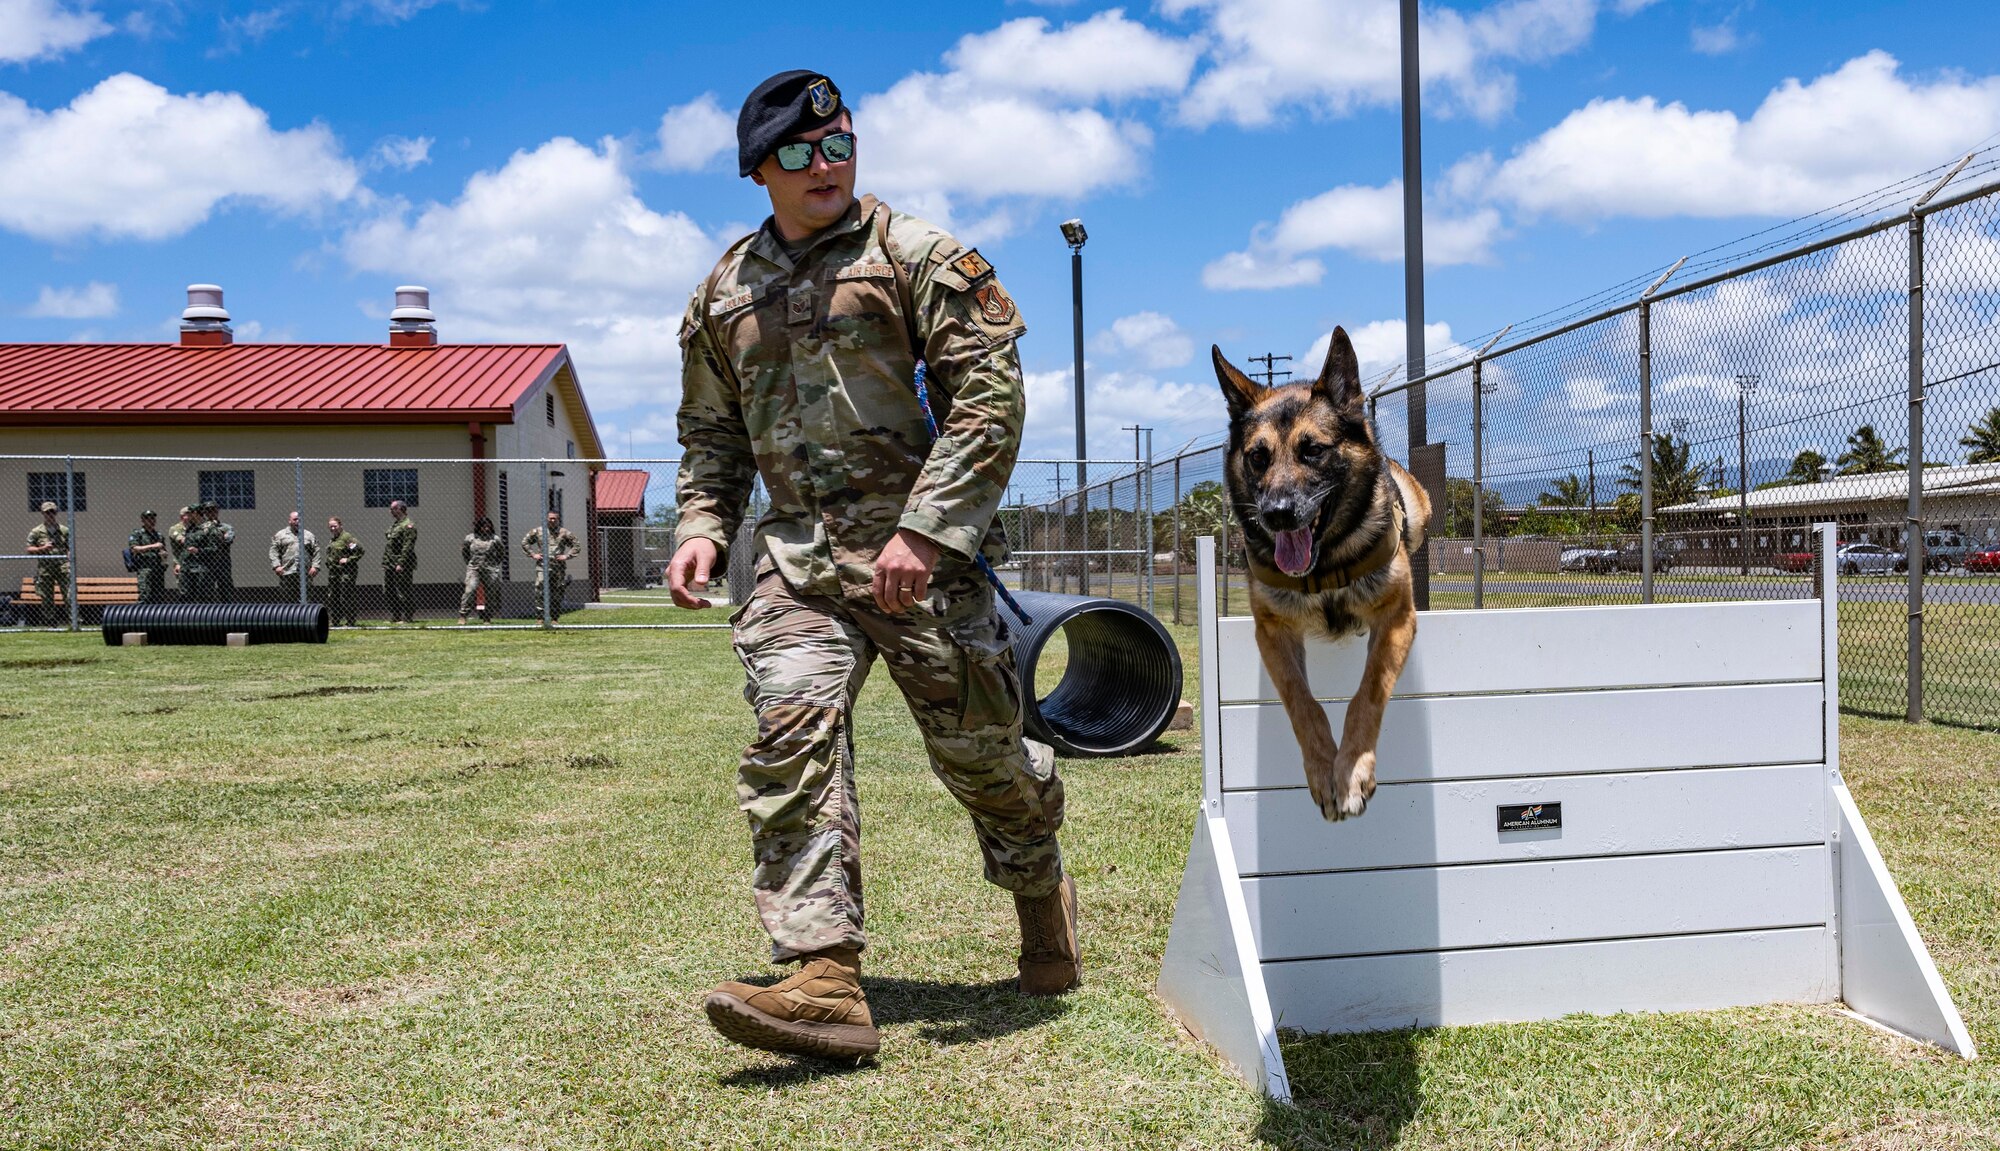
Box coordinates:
[951,249,994,283]
[974,282,1018,328]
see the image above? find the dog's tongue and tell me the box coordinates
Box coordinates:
[1274,528,1314,576]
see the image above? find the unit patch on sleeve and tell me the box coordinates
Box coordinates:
[951,249,994,283]
[974,282,1017,327]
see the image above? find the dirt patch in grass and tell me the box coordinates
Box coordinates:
[262,685,387,701]
[1833,1110,2000,1149]
[267,974,446,1018]
[0,657,98,670]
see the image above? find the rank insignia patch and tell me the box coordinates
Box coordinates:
[808,78,838,118]
[975,283,1017,326]
[951,249,994,283]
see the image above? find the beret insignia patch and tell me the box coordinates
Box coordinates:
[975,283,1017,326]
[951,249,994,282]
[808,78,838,118]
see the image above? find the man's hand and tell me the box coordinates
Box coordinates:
[668,537,720,609]
[873,529,942,614]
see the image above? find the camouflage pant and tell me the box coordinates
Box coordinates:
[326,575,358,625]
[34,563,68,623]
[384,568,415,621]
[729,567,1064,962]
[534,566,568,619]
[136,565,166,603]
[460,565,499,618]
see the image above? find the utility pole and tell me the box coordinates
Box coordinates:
[1248,353,1292,387]
[1062,218,1090,595]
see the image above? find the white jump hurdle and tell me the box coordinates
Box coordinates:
[1158,526,1974,1101]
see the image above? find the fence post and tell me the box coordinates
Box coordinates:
[1473,359,1485,609]
[295,459,307,606]
[538,460,551,630]
[1636,259,1684,605]
[1145,430,1156,618]
[64,456,77,632]
[1907,207,1926,723]
[1172,454,1183,624]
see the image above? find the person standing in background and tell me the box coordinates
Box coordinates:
[128,510,168,604]
[383,500,418,623]
[324,517,363,626]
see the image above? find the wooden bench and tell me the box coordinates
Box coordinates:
[14,575,140,606]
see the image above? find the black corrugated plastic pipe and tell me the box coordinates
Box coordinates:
[1006,591,1182,758]
[102,603,330,646]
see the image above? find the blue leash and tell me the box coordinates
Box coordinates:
[913,359,1033,626]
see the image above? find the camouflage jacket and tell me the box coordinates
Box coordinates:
[26,522,69,567]
[167,522,189,569]
[267,528,318,575]
[382,518,417,570]
[463,533,504,570]
[127,526,166,569]
[675,194,1026,602]
[521,526,579,568]
[325,531,363,578]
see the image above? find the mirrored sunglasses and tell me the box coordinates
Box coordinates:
[773,132,856,172]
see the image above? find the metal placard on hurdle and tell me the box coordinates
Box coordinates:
[1158,526,1974,1102]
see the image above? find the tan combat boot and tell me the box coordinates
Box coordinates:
[704,948,879,1060]
[1015,874,1081,996]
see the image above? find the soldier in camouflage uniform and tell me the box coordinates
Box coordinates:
[168,507,195,600]
[268,512,319,605]
[201,501,237,601]
[670,71,1075,1062]
[521,510,579,621]
[459,517,503,624]
[323,517,363,626]
[128,510,168,603]
[25,502,70,626]
[382,500,418,623]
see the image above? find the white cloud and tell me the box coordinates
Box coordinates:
[0,73,360,241]
[943,9,1199,101]
[0,0,111,63]
[1490,52,2000,220]
[1299,320,1459,387]
[25,280,117,318]
[653,92,735,172]
[1690,21,1741,56]
[1100,310,1195,369]
[341,136,720,409]
[1204,180,1500,290]
[1021,363,1225,463]
[370,134,432,170]
[1167,0,1636,128]
[209,6,286,56]
[859,70,1150,235]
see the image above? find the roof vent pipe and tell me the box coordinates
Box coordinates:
[390,285,437,347]
[180,284,232,347]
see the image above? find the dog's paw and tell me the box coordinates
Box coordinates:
[1329,750,1376,820]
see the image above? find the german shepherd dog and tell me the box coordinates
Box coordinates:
[1214,327,1431,821]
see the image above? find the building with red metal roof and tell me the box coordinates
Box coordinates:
[2,286,610,618]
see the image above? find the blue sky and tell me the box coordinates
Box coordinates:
[4,0,1999,462]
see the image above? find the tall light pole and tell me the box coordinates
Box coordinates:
[1399,0,1429,610]
[1061,217,1089,593]
[1736,373,1759,575]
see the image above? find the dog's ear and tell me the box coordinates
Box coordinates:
[1310,326,1365,411]
[1213,344,1264,420]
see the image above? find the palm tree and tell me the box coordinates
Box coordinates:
[1619,434,1708,507]
[1961,406,2000,465]
[1783,450,1827,485]
[1539,474,1587,507]
[1837,425,1905,475]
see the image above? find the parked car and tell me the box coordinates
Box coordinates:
[1560,545,1619,573]
[1835,542,1903,575]
[1964,547,2000,573]
[1773,550,1816,573]
[1893,530,1977,573]
[1611,541,1674,574]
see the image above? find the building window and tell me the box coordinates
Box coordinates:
[566,440,576,459]
[364,469,419,508]
[198,470,255,510]
[546,393,556,426]
[27,472,84,512]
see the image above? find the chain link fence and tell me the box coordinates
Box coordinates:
[1360,173,2000,730]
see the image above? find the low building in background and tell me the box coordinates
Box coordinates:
[0,285,608,617]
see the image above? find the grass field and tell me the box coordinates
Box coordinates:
[3,626,1998,1149]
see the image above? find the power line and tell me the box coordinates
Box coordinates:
[1247,353,1292,386]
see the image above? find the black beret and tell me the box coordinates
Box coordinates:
[738,70,843,177]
